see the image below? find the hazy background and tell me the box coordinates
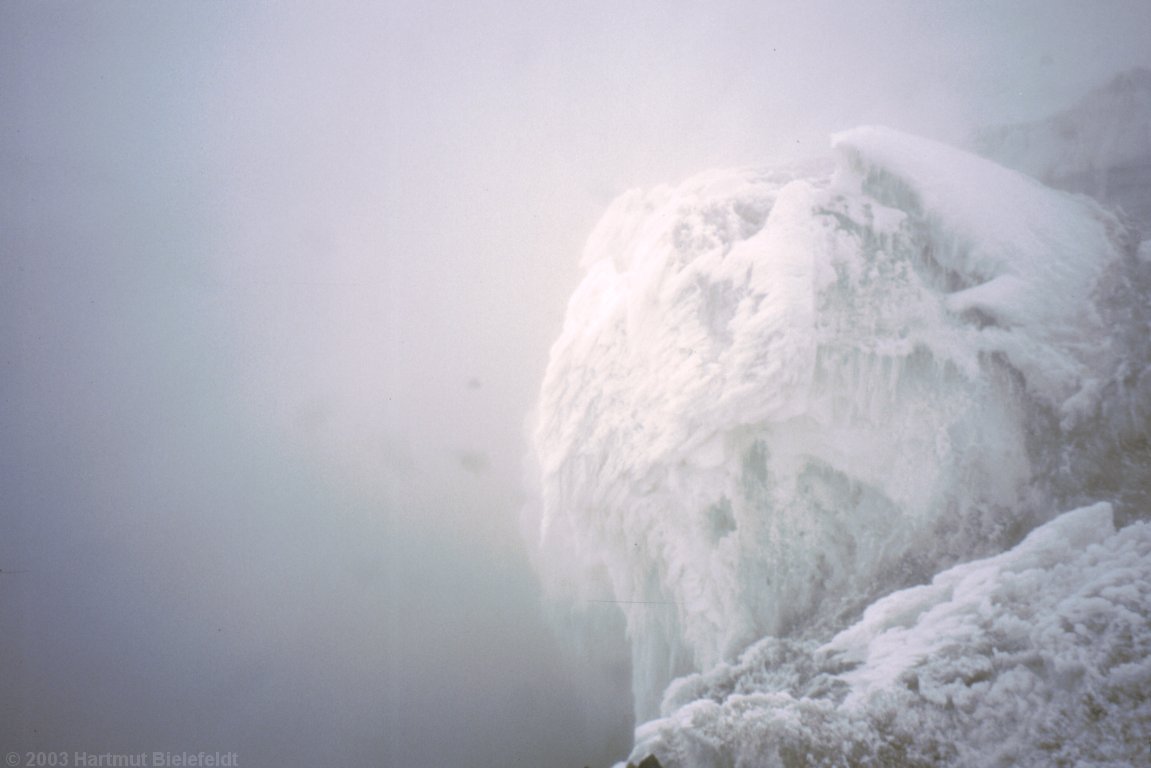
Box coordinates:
[3,2,1150,766]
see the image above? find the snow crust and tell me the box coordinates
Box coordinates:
[526,120,1151,763]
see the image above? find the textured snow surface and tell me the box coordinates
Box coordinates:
[630,503,1151,768]
[526,122,1151,763]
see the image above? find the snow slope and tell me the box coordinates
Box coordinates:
[526,120,1151,763]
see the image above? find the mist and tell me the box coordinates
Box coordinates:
[3,2,1150,767]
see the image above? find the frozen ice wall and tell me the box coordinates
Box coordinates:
[525,118,1151,745]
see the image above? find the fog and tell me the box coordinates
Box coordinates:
[2,2,1149,767]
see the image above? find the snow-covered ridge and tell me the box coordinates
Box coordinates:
[630,503,1151,767]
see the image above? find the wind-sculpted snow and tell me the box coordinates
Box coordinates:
[630,503,1151,768]
[526,123,1151,756]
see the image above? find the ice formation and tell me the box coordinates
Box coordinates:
[526,94,1151,764]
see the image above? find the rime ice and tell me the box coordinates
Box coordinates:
[526,118,1151,766]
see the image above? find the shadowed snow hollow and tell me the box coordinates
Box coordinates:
[525,123,1151,764]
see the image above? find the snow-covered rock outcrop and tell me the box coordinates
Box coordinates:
[632,503,1151,767]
